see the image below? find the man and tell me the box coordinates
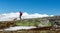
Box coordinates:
[19,11,22,20]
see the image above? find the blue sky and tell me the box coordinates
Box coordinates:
[0,0,60,15]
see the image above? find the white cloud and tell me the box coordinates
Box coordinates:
[0,12,54,21]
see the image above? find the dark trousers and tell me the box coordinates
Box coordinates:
[20,16,21,20]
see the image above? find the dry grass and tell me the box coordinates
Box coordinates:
[0,30,60,33]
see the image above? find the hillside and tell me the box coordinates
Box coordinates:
[0,17,52,29]
[0,16,60,29]
[0,16,60,33]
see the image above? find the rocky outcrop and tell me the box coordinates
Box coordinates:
[0,21,17,29]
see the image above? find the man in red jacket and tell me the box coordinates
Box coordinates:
[20,11,22,20]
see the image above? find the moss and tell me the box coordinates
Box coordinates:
[16,21,40,26]
[16,20,52,27]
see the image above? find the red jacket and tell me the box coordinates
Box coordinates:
[20,11,22,16]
